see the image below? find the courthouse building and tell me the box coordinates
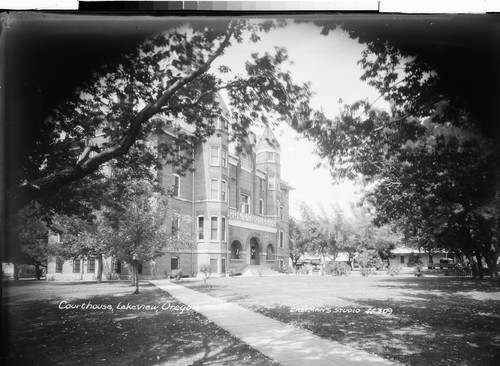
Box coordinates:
[46,98,292,280]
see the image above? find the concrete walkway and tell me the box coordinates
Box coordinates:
[151,280,396,366]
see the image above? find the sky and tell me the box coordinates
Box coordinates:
[213,21,389,217]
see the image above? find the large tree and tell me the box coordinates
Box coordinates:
[10,204,52,280]
[104,179,183,294]
[288,217,308,268]
[298,16,499,284]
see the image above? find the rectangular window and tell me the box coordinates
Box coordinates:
[268,176,275,190]
[259,198,264,215]
[172,217,179,238]
[279,230,284,248]
[173,174,180,198]
[171,257,179,270]
[267,151,276,162]
[73,259,81,273]
[222,149,228,168]
[210,147,219,166]
[211,216,218,241]
[87,258,95,273]
[211,179,219,200]
[210,258,218,272]
[400,256,405,264]
[56,258,63,273]
[240,194,250,214]
[221,217,226,242]
[221,180,227,201]
[198,216,204,240]
[113,260,121,273]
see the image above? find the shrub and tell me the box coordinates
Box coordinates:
[357,249,384,270]
[171,269,183,280]
[295,266,308,275]
[414,264,424,277]
[407,252,424,267]
[272,265,292,274]
[18,265,36,279]
[361,267,373,276]
[325,262,350,276]
[387,264,402,276]
[199,264,213,286]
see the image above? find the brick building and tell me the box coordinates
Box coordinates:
[46,99,292,280]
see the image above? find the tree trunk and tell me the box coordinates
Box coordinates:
[13,263,19,281]
[130,262,136,286]
[96,253,103,283]
[80,258,84,280]
[35,263,41,280]
[134,261,139,294]
[475,252,484,280]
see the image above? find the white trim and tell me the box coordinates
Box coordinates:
[221,180,227,201]
[256,170,266,179]
[222,148,228,168]
[229,155,239,166]
[221,216,227,242]
[194,199,229,204]
[172,197,192,203]
[173,174,180,198]
[229,219,277,234]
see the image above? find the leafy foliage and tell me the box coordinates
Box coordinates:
[16,19,313,207]
[324,261,350,276]
[386,264,402,276]
[9,205,51,279]
[407,252,423,268]
[297,18,499,285]
[356,249,384,271]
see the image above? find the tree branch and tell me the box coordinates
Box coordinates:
[20,22,237,205]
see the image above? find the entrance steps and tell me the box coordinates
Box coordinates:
[242,265,278,277]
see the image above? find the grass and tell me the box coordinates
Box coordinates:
[182,271,500,366]
[2,280,279,366]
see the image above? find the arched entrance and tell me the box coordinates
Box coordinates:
[249,237,260,265]
[230,241,242,259]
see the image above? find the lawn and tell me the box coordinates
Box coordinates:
[2,280,279,366]
[181,272,500,366]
